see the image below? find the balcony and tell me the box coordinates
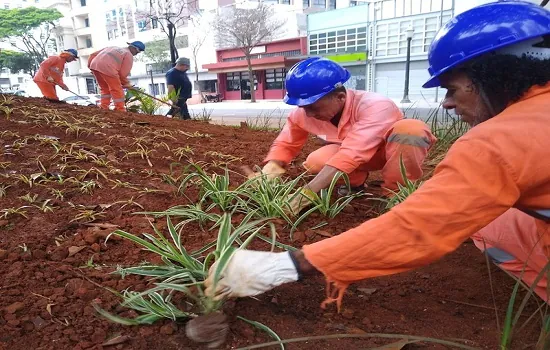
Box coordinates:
[76,47,95,56]
[74,26,93,37]
[71,6,90,18]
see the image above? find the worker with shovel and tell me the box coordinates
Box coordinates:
[247,56,436,216]
[206,1,550,307]
[88,41,145,112]
[166,57,193,120]
[33,49,79,102]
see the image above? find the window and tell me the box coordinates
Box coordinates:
[80,0,86,6]
[152,18,158,29]
[18,77,24,84]
[86,38,93,48]
[4,4,9,9]
[84,18,90,27]
[160,83,166,95]
[350,0,357,6]
[303,0,309,7]
[312,0,325,7]
[309,26,368,54]
[265,69,286,90]
[149,83,160,96]
[328,0,335,9]
[226,72,241,91]
[280,0,290,3]
[86,78,97,94]
[137,20,147,32]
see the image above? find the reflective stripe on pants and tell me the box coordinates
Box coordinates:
[471,209,549,303]
[91,70,126,111]
[302,119,436,188]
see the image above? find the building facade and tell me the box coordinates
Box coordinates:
[307,0,454,102]
[204,37,307,100]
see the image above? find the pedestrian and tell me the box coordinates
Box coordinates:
[205,1,550,307]
[88,41,145,112]
[166,57,193,120]
[248,57,436,216]
[33,49,78,101]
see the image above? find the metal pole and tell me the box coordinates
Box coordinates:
[401,36,412,103]
[434,0,444,102]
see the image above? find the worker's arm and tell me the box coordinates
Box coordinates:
[325,101,402,174]
[119,53,134,87]
[205,136,520,301]
[39,57,58,82]
[303,165,340,193]
[263,112,310,165]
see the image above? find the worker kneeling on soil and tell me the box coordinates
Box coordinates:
[206,1,550,307]
[33,49,79,101]
[88,41,145,112]
[250,57,436,216]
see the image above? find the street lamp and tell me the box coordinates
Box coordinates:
[401,25,414,104]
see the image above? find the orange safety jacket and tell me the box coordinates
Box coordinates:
[33,56,66,86]
[264,89,404,173]
[303,83,550,308]
[88,46,134,86]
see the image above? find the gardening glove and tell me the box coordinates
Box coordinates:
[204,250,299,300]
[248,160,286,180]
[46,76,55,83]
[285,187,317,217]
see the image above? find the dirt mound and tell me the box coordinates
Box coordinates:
[0,96,539,349]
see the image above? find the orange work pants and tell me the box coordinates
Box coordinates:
[91,70,125,111]
[35,81,58,100]
[302,119,436,189]
[472,209,549,303]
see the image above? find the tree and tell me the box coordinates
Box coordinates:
[213,3,286,102]
[135,0,199,66]
[0,50,35,74]
[189,14,210,100]
[0,7,63,74]
[136,37,171,65]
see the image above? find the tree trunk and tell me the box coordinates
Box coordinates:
[194,59,203,103]
[246,55,255,103]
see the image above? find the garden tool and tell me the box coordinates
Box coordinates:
[128,87,178,109]
[53,83,89,101]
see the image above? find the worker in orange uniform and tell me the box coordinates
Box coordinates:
[248,57,436,215]
[33,49,78,101]
[206,1,550,306]
[88,41,145,111]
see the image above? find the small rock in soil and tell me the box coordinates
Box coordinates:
[357,288,377,295]
[7,319,20,327]
[160,322,177,335]
[292,231,306,243]
[185,312,229,349]
[31,316,47,329]
[0,249,7,260]
[68,246,86,257]
[5,301,25,314]
[304,229,316,239]
[49,247,68,261]
[21,320,35,332]
[341,308,355,319]
[91,243,101,252]
[341,204,355,214]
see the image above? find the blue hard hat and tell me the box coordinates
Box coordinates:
[423,1,550,88]
[284,57,351,106]
[128,41,146,52]
[64,48,78,58]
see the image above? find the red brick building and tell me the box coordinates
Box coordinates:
[203,37,307,101]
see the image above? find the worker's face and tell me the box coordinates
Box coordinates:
[129,47,140,56]
[441,72,491,127]
[301,91,346,121]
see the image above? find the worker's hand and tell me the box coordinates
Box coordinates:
[285,187,317,217]
[248,160,286,180]
[123,84,134,89]
[46,77,55,83]
[204,250,299,300]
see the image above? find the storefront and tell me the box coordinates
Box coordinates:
[203,37,307,101]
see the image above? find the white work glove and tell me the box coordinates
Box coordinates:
[204,250,299,300]
[248,160,286,180]
[46,76,55,83]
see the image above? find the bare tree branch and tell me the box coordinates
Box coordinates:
[212,2,286,102]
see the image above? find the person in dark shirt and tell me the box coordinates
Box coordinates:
[166,57,192,120]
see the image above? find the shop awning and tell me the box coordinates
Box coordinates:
[203,56,302,74]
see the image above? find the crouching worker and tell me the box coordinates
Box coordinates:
[88,41,145,112]
[205,1,550,308]
[251,57,436,215]
[33,49,78,101]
